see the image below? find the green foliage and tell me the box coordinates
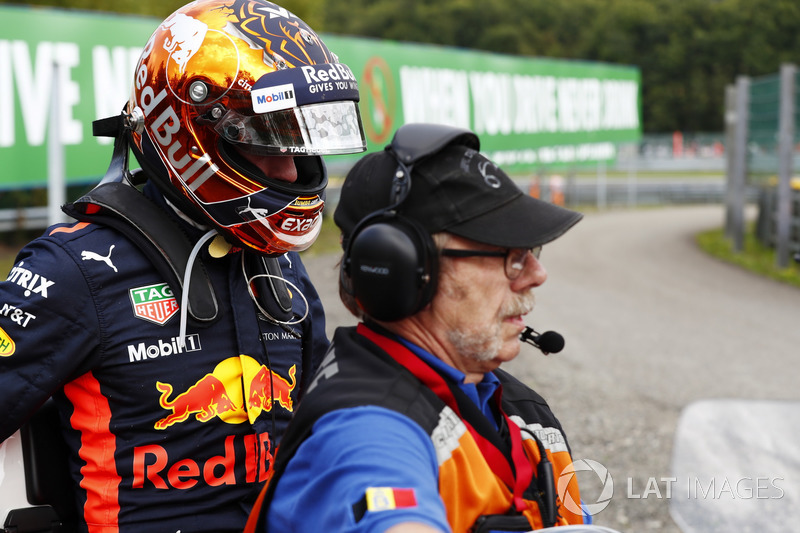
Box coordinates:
[318,0,800,133]
[6,0,185,18]
[8,0,800,133]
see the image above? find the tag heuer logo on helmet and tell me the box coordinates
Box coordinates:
[130,283,179,325]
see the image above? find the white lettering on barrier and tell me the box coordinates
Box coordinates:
[0,40,141,149]
[0,33,640,167]
[0,40,12,147]
[513,75,559,134]
[469,71,514,136]
[0,40,81,147]
[399,66,470,129]
[603,79,640,129]
[458,70,639,137]
[92,45,141,145]
[488,142,616,166]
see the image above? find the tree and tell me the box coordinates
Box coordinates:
[10,0,800,132]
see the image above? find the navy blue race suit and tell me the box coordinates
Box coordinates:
[0,181,328,533]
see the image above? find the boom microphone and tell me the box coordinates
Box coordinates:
[520,327,565,355]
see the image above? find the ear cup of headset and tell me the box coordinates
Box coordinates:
[342,213,438,322]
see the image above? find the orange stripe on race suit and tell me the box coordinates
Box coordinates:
[49,221,91,236]
[64,372,122,533]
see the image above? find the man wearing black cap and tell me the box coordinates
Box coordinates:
[248,124,587,533]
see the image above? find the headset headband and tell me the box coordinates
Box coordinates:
[384,124,479,208]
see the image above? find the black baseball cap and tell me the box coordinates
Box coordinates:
[334,143,582,249]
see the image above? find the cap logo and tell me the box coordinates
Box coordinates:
[477,160,502,189]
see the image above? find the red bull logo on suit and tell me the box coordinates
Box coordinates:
[154,355,296,429]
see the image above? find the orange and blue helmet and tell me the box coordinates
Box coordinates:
[125,0,366,255]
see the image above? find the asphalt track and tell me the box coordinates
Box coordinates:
[303,204,800,533]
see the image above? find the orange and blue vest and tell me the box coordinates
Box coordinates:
[251,322,583,532]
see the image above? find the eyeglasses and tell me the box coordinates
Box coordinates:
[440,246,542,280]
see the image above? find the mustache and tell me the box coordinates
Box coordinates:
[503,290,535,318]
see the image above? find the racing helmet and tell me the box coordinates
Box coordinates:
[126,0,366,255]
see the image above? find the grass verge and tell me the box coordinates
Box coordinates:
[695,226,800,289]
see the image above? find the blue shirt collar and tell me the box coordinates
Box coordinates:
[398,337,501,427]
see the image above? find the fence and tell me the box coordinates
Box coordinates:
[726,63,800,268]
[756,186,800,257]
[0,206,49,233]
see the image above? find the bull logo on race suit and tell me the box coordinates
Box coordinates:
[154,355,296,429]
[247,363,296,412]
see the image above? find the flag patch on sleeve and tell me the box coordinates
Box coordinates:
[353,487,418,522]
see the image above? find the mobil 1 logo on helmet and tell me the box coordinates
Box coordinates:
[130,283,179,325]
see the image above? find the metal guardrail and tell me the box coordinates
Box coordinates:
[0,207,49,232]
[1,179,739,235]
[564,178,733,206]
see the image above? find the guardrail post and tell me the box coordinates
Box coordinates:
[724,84,737,240]
[729,75,750,253]
[775,63,796,268]
[47,60,67,226]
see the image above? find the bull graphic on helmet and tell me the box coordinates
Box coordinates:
[96,0,366,256]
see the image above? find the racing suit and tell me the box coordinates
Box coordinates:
[0,181,328,533]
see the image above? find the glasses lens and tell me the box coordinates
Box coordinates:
[505,247,542,279]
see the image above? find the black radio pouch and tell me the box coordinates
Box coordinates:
[471,513,534,532]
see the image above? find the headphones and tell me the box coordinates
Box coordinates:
[340,124,479,321]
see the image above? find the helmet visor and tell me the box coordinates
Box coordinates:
[216,101,366,156]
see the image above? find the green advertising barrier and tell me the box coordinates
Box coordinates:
[0,6,158,189]
[0,5,641,189]
[325,34,641,172]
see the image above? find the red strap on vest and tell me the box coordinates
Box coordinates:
[358,323,534,511]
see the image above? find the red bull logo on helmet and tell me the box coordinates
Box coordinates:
[154,355,296,429]
[162,13,208,74]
